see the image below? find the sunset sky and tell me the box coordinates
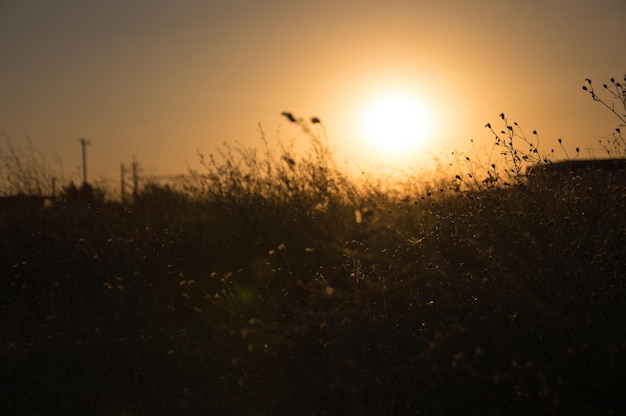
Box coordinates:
[1,0,625,183]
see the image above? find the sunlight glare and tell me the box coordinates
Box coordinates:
[360,92,433,155]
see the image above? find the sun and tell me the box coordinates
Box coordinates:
[360,92,433,155]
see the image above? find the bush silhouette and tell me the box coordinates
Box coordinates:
[2,86,626,414]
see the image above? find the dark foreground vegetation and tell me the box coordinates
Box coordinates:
[2,79,626,415]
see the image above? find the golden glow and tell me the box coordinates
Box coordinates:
[0,2,621,176]
[360,92,433,155]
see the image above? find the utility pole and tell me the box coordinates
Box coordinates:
[120,163,126,204]
[79,138,91,186]
[132,156,139,200]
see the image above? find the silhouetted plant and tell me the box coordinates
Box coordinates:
[583,75,626,156]
[62,181,105,205]
[450,114,551,192]
[0,128,59,196]
[2,87,625,415]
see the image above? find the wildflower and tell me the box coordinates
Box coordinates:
[281,112,296,122]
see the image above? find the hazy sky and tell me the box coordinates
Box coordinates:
[1,0,625,182]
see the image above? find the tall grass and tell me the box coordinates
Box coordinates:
[1,78,625,415]
[0,128,59,196]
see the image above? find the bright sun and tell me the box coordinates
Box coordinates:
[360,92,433,155]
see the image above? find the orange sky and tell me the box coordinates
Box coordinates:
[1,0,625,183]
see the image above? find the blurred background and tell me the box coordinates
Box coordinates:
[1,0,624,182]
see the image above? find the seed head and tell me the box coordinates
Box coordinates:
[281,112,296,122]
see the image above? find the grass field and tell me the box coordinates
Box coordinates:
[1,110,625,415]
